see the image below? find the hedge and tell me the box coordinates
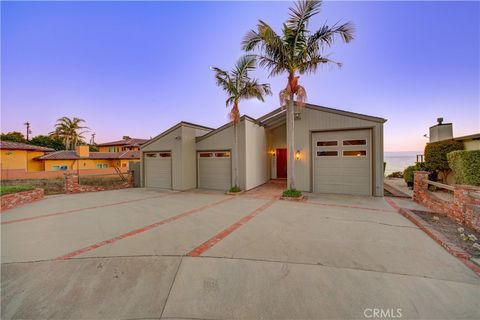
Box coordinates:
[403,162,427,184]
[424,140,464,182]
[447,150,480,186]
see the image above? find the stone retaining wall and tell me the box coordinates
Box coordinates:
[1,188,44,211]
[64,172,134,194]
[414,171,480,232]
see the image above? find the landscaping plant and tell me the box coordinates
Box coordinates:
[0,185,34,195]
[282,189,302,198]
[424,140,463,184]
[447,150,480,186]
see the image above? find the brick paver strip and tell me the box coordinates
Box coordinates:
[385,197,480,277]
[55,196,234,260]
[1,193,174,225]
[187,198,277,257]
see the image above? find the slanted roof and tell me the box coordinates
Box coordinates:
[141,121,214,149]
[36,150,140,160]
[453,133,480,141]
[196,115,258,142]
[0,141,54,152]
[97,138,149,147]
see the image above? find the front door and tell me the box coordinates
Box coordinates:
[276,148,287,179]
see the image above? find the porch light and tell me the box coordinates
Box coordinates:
[295,150,301,160]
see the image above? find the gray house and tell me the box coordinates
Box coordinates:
[140,103,386,196]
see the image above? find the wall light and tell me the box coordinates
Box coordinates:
[295,150,301,160]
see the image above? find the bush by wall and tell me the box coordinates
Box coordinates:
[424,140,464,183]
[403,162,427,185]
[447,150,480,186]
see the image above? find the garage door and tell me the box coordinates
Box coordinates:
[312,129,372,195]
[144,152,172,189]
[198,151,231,190]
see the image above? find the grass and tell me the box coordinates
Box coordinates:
[282,189,302,198]
[0,185,35,195]
[229,185,242,193]
[1,179,64,195]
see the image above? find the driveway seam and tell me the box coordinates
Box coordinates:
[159,255,184,319]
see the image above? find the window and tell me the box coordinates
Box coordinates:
[109,147,115,152]
[96,163,108,169]
[146,153,157,158]
[343,150,367,157]
[343,139,366,146]
[159,152,171,158]
[199,152,213,158]
[316,141,337,147]
[52,165,68,171]
[121,163,127,167]
[317,151,338,157]
[215,152,230,158]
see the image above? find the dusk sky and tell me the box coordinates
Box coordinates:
[2,1,479,152]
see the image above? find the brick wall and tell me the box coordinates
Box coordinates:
[1,188,44,211]
[64,172,134,194]
[414,171,480,232]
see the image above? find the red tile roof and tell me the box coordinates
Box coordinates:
[0,141,54,152]
[36,150,140,160]
[97,138,148,147]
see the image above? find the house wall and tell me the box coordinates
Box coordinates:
[182,126,211,190]
[196,120,246,190]
[244,121,269,190]
[27,151,45,171]
[267,124,286,179]
[293,107,384,196]
[463,139,480,151]
[99,146,140,152]
[43,159,125,171]
[1,150,46,172]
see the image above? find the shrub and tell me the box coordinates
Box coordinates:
[403,162,428,185]
[0,185,34,195]
[229,185,242,193]
[387,171,403,178]
[424,140,464,183]
[282,189,302,198]
[447,150,480,186]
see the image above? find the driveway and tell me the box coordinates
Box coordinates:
[1,186,479,319]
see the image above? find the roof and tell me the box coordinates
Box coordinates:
[140,121,214,149]
[97,138,149,147]
[36,150,140,160]
[196,115,258,142]
[453,133,480,141]
[0,141,54,152]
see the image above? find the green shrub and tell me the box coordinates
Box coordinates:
[447,150,480,186]
[282,189,302,198]
[229,185,242,193]
[403,162,427,184]
[424,140,463,183]
[387,171,403,178]
[0,185,34,195]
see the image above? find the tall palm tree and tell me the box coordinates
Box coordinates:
[242,0,354,190]
[50,117,89,150]
[212,55,272,190]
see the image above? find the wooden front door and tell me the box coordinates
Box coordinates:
[276,148,287,179]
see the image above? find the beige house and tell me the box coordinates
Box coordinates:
[140,103,386,196]
[428,118,480,150]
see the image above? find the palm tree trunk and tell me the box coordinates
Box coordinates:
[287,94,295,190]
[233,122,239,188]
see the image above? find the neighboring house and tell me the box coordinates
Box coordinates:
[97,138,148,152]
[0,141,54,179]
[36,145,139,172]
[140,103,386,196]
[428,118,480,150]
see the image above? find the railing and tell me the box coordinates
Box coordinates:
[427,180,454,191]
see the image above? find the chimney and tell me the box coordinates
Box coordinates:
[76,145,90,158]
[429,117,453,143]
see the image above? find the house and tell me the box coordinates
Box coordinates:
[140,103,386,196]
[0,141,54,179]
[97,138,148,152]
[36,145,139,172]
[428,118,479,150]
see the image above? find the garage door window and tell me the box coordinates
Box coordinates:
[343,150,367,157]
[317,141,337,146]
[159,152,171,157]
[317,151,338,157]
[199,152,213,158]
[343,139,366,146]
[146,153,157,158]
[215,152,230,158]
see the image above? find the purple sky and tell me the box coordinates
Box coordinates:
[2,1,479,152]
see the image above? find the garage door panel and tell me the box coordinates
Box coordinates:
[145,153,172,189]
[198,153,231,191]
[313,130,372,196]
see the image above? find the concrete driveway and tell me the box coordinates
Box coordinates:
[1,187,479,319]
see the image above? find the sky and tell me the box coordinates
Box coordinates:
[1,1,479,152]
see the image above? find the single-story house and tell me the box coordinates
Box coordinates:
[0,141,54,178]
[428,118,479,150]
[97,137,148,152]
[140,103,387,196]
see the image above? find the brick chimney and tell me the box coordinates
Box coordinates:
[76,145,90,158]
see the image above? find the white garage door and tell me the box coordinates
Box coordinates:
[312,129,372,196]
[144,152,172,189]
[198,151,231,190]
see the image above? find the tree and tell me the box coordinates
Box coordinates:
[0,131,26,143]
[89,144,99,152]
[50,117,89,150]
[425,140,464,183]
[29,135,65,151]
[212,55,272,190]
[242,0,354,190]
[122,136,131,140]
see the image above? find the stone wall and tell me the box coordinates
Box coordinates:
[1,188,44,211]
[64,172,134,194]
[414,171,480,232]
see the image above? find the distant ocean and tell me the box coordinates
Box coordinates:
[384,151,423,176]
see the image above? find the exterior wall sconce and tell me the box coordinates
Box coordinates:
[295,150,301,160]
[294,112,301,120]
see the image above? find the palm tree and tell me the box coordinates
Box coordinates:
[212,55,272,190]
[242,0,354,190]
[50,117,89,150]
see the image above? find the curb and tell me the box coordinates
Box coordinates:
[385,197,480,277]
